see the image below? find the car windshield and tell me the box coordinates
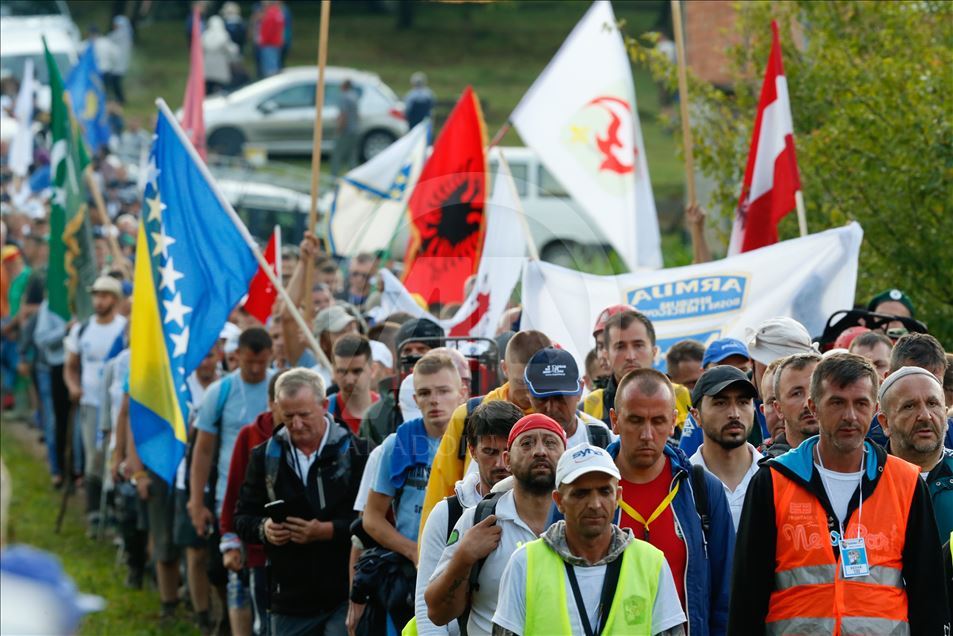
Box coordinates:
[0,52,70,83]
[0,1,66,17]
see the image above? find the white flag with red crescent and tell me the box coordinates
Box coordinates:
[510,0,662,271]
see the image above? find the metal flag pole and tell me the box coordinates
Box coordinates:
[155,98,333,374]
[304,0,332,316]
[671,0,697,207]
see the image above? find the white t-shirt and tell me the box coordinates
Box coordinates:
[65,315,127,407]
[414,472,484,636]
[690,443,763,530]
[353,444,385,513]
[430,489,540,636]
[492,541,686,636]
[816,463,863,525]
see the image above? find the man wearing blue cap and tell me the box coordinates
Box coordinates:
[524,347,616,450]
[702,338,751,372]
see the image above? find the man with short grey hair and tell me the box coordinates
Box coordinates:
[234,367,370,635]
[879,366,953,538]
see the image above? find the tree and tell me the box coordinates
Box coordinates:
[629,1,953,346]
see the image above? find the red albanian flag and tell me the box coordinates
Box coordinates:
[402,86,487,306]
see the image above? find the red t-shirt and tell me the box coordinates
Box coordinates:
[337,391,380,435]
[619,456,688,607]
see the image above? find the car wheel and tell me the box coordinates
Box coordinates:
[208,127,246,156]
[360,129,398,162]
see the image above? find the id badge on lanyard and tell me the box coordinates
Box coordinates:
[839,537,870,578]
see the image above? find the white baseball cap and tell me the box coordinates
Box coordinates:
[555,444,621,487]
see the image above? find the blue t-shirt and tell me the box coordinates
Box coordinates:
[373,430,441,543]
[195,370,273,513]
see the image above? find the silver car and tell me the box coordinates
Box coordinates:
[203,66,408,160]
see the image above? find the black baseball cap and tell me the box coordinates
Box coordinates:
[691,365,758,408]
[396,318,445,354]
[525,347,582,398]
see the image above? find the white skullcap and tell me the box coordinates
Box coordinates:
[369,340,393,370]
[399,374,421,421]
[745,317,816,365]
[878,366,942,404]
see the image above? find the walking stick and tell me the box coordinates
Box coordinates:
[55,403,76,533]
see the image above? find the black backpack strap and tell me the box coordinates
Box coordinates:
[597,554,623,633]
[468,491,504,592]
[690,462,711,539]
[445,494,464,542]
[585,423,611,449]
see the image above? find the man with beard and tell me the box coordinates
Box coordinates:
[765,352,823,458]
[609,369,734,636]
[492,443,686,636]
[420,330,550,536]
[878,367,953,537]
[730,353,948,634]
[412,400,520,636]
[63,276,128,526]
[688,367,761,530]
[425,414,566,635]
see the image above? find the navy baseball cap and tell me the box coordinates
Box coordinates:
[524,347,583,398]
[703,337,751,368]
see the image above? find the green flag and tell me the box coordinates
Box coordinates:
[44,40,96,321]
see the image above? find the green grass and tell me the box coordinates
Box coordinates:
[67,0,691,265]
[1,424,200,635]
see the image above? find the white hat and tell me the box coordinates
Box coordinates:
[369,340,393,370]
[555,444,621,487]
[745,317,816,365]
[219,322,241,341]
[399,374,421,421]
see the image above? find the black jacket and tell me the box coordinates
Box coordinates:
[728,437,949,635]
[235,417,370,616]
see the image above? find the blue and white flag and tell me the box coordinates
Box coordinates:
[327,120,429,256]
[65,46,111,151]
[129,106,258,483]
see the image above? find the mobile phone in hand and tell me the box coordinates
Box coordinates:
[264,499,288,523]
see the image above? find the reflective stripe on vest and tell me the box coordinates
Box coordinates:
[523,537,664,635]
[766,454,919,634]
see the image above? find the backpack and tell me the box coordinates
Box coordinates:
[585,422,611,449]
[689,462,712,540]
[184,373,233,503]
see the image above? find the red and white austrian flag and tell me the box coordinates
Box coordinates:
[729,21,802,255]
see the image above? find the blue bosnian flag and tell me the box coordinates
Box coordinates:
[129,107,258,482]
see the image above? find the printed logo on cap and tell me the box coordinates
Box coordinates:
[542,364,567,377]
[889,289,902,300]
[571,446,600,463]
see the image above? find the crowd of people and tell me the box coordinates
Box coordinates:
[3,172,953,635]
[1,6,952,636]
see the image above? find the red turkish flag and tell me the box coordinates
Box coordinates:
[402,86,487,306]
[243,227,280,323]
[729,21,802,254]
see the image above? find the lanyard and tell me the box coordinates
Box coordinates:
[618,481,680,542]
[564,557,622,636]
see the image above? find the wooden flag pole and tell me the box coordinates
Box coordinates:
[671,0,697,207]
[304,0,332,317]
